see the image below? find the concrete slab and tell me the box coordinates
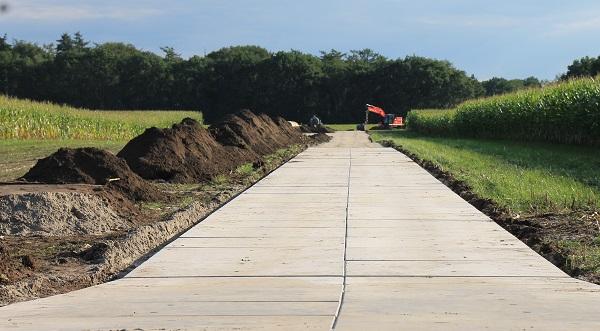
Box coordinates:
[2,316,334,331]
[169,236,345,248]
[316,132,378,148]
[334,277,600,331]
[346,259,567,277]
[125,246,344,277]
[182,224,346,237]
[1,131,599,330]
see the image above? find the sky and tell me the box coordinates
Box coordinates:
[1,0,600,80]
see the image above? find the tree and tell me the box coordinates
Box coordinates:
[319,50,350,120]
[254,51,323,121]
[562,56,600,79]
[56,33,74,54]
[481,77,540,96]
[0,33,506,122]
[0,34,12,94]
[201,46,270,123]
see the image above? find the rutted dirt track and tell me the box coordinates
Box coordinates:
[1,131,599,330]
[0,110,328,305]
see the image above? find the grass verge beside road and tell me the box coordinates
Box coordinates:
[371,130,599,213]
[371,130,600,283]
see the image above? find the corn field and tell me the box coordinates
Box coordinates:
[407,77,600,145]
[0,96,202,140]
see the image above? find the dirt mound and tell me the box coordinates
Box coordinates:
[21,148,162,201]
[118,111,306,183]
[308,133,332,144]
[300,124,335,133]
[117,118,231,182]
[0,192,129,236]
[210,110,304,155]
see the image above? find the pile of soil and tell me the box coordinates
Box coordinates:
[210,111,302,155]
[300,124,335,134]
[118,111,306,183]
[21,148,162,202]
[0,192,128,236]
[271,115,308,142]
[117,118,230,182]
[309,133,332,144]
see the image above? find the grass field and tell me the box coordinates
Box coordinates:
[0,139,128,182]
[370,130,600,214]
[0,96,202,140]
[328,123,381,131]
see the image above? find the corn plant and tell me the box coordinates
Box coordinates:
[407,77,600,145]
[0,96,202,140]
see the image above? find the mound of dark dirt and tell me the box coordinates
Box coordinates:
[271,115,308,140]
[309,133,332,144]
[300,124,335,134]
[118,111,306,183]
[21,148,162,201]
[210,110,304,155]
[118,118,232,182]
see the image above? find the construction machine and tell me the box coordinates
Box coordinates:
[365,104,404,129]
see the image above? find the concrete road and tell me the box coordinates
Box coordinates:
[1,131,599,330]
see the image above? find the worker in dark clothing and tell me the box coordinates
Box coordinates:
[309,114,322,129]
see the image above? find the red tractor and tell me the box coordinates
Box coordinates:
[366,104,404,129]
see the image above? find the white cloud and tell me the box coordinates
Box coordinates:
[415,9,600,36]
[550,15,600,35]
[1,1,161,21]
[415,14,525,29]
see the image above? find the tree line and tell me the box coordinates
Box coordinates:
[561,56,600,80]
[0,33,557,123]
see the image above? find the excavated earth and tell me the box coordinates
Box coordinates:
[308,132,333,144]
[0,110,319,305]
[21,147,163,202]
[300,124,335,134]
[118,110,305,183]
[0,192,126,236]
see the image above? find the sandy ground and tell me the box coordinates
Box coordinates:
[1,191,126,236]
[0,184,102,196]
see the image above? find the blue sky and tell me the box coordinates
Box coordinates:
[1,0,600,80]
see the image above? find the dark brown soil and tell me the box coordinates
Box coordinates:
[117,118,231,182]
[0,243,36,285]
[309,133,332,144]
[0,234,110,289]
[380,139,600,285]
[21,148,163,202]
[300,124,335,133]
[118,111,305,183]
